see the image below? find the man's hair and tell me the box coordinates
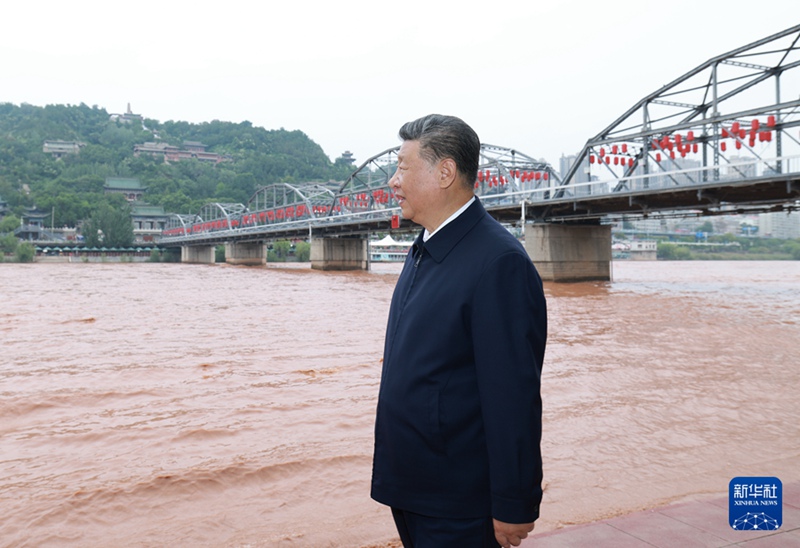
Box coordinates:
[398,114,480,189]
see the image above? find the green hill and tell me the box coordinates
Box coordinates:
[0,102,356,226]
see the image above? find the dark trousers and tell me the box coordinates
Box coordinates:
[391,507,501,548]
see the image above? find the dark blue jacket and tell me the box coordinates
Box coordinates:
[371,198,546,523]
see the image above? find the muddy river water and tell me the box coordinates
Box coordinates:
[1,260,798,547]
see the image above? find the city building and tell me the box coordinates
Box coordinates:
[758,210,800,239]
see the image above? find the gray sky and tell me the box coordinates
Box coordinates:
[3,0,797,168]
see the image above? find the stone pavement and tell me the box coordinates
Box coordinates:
[523,481,799,547]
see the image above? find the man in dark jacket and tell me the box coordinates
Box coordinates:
[371,114,547,548]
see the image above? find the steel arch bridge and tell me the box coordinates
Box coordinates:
[542,23,800,221]
[161,24,800,245]
[161,143,559,242]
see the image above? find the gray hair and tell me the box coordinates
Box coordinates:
[398,114,480,189]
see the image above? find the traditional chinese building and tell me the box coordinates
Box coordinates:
[134,140,228,164]
[131,203,169,243]
[104,177,147,202]
[43,140,86,158]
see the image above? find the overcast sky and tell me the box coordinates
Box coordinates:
[3,1,797,168]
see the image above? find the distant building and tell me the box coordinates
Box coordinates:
[182,141,206,153]
[131,203,168,243]
[43,140,86,158]
[339,151,356,165]
[109,103,144,125]
[134,140,228,164]
[758,211,800,239]
[13,206,56,242]
[104,177,147,202]
[629,240,658,260]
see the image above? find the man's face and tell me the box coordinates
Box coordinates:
[389,140,440,230]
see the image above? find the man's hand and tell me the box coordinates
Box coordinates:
[493,519,535,548]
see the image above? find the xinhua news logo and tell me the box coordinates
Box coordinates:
[729,477,782,531]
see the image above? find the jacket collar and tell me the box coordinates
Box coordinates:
[412,198,485,263]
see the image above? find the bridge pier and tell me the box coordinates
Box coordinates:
[525,224,612,282]
[181,245,216,264]
[311,237,368,271]
[225,242,266,266]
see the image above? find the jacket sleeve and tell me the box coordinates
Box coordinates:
[471,250,547,524]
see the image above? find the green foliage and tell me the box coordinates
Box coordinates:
[657,242,692,260]
[0,214,21,232]
[272,240,292,261]
[786,240,800,260]
[83,203,134,247]
[0,232,18,253]
[294,241,311,262]
[0,102,353,227]
[696,220,714,234]
[14,242,35,262]
[215,245,226,263]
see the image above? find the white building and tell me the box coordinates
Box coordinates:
[758,211,800,239]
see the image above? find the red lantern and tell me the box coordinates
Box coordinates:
[767,115,776,127]
[613,157,619,165]
[675,134,683,146]
[612,145,618,154]
[628,158,634,167]
[732,121,740,133]
[622,143,628,153]
[656,153,662,162]
[605,156,611,164]
[590,155,595,164]
[599,148,605,157]
[751,119,760,131]
[735,141,742,150]
[692,143,698,153]
[543,173,549,181]
[687,131,694,141]
[722,128,729,138]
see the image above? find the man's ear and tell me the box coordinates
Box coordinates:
[438,158,458,189]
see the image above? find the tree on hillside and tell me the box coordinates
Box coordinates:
[83,203,134,247]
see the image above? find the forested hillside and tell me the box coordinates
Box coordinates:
[0,102,356,226]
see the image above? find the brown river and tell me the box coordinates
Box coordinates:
[1,260,798,547]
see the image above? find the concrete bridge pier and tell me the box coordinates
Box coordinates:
[525,224,612,282]
[181,245,216,264]
[311,237,368,271]
[225,242,266,266]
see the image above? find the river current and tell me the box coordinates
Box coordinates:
[1,260,798,547]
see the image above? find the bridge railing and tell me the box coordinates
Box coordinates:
[551,154,800,199]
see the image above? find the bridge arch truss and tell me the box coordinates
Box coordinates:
[557,23,800,217]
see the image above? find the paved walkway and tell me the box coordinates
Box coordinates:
[523,481,799,547]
